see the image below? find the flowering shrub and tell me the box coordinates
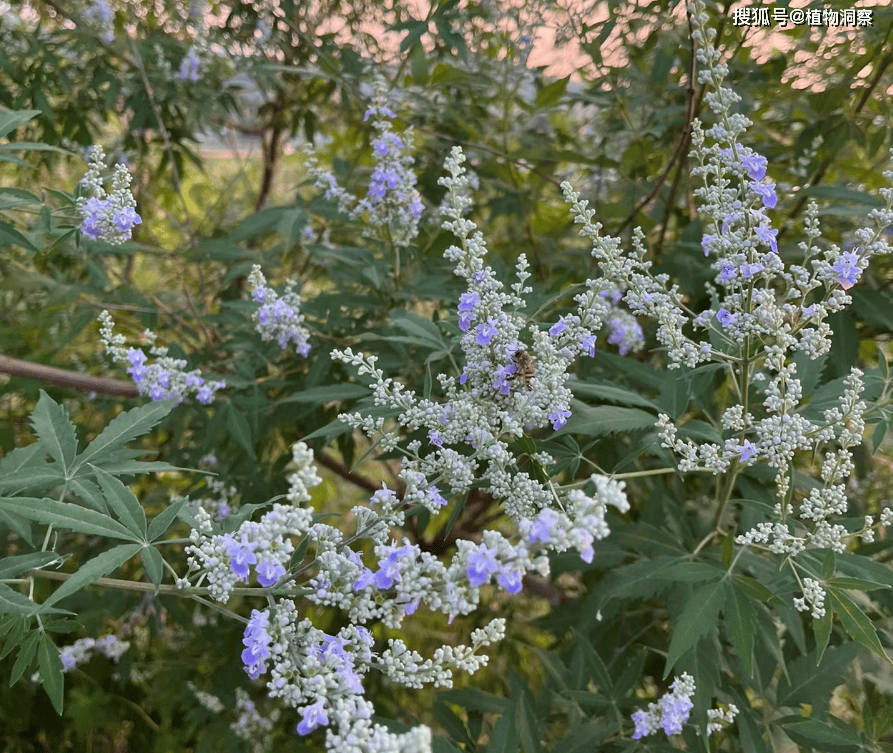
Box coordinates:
[2,1,893,752]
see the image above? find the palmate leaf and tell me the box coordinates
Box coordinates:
[30,391,77,473]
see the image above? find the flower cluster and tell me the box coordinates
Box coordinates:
[59,634,130,672]
[631,673,737,739]
[333,146,640,524]
[99,310,225,404]
[83,0,114,44]
[179,45,202,82]
[179,431,629,749]
[236,598,492,752]
[560,0,893,620]
[76,145,142,245]
[304,82,424,248]
[247,265,312,355]
[184,503,314,602]
[187,474,238,521]
[231,687,280,753]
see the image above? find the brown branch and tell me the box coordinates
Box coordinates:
[0,354,138,397]
[315,450,398,496]
[613,4,700,237]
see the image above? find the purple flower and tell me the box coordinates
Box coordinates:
[581,334,596,357]
[475,319,498,346]
[497,567,523,594]
[739,440,758,462]
[225,535,258,581]
[832,251,860,289]
[661,694,693,735]
[549,319,567,336]
[241,609,272,679]
[740,151,767,181]
[80,197,109,239]
[716,309,736,328]
[427,486,447,507]
[297,698,329,735]
[353,567,375,591]
[126,347,147,383]
[458,291,479,312]
[550,405,572,430]
[750,180,777,209]
[466,544,499,586]
[529,508,559,543]
[754,221,778,253]
[256,559,286,587]
[111,206,142,234]
[631,709,655,740]
[702,233,717,256]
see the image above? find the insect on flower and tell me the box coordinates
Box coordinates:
[510,349,535,391]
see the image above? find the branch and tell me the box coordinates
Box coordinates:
[0,354,138,397]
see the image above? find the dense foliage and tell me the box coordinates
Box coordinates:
[2,1,893,751]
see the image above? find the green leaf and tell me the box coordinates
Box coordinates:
[569,629,614,697]
[0,497,140,541]
[814,610,833,665]
[10,630,40,686]
[438,688,509,714]
[555,404,656,437]
[664,580,725,677]
[37,633,64,714]
[0,465,65,494]
[141,546,164,589]
[147,497,187,542]
[94,460,188,476]
[802,184,883,207]
[0,219,37,251]
[30,391,78,472]
[733,575,775,602]
[486,699,519,753]
[39,544,142,611]
[89,465,147,538]
[653,562,725,582]
[225,403,256,459]
[0,583,51,617]
[0,552,62,579]
[567,379,659,409]
[777,644,857,708]
[725,582,756,677]
[779,715,864,751]
[825,577,891,592]
[536,75,570,108]
[67,477,106,512]
[826,588,890,662]
[389,309,449,351]
[0,109,40,139]
[277,383,371,404]
[74,399,175,471]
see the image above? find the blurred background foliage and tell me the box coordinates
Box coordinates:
[1,0,893,751]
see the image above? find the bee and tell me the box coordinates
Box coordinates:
[511,349,535,391]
